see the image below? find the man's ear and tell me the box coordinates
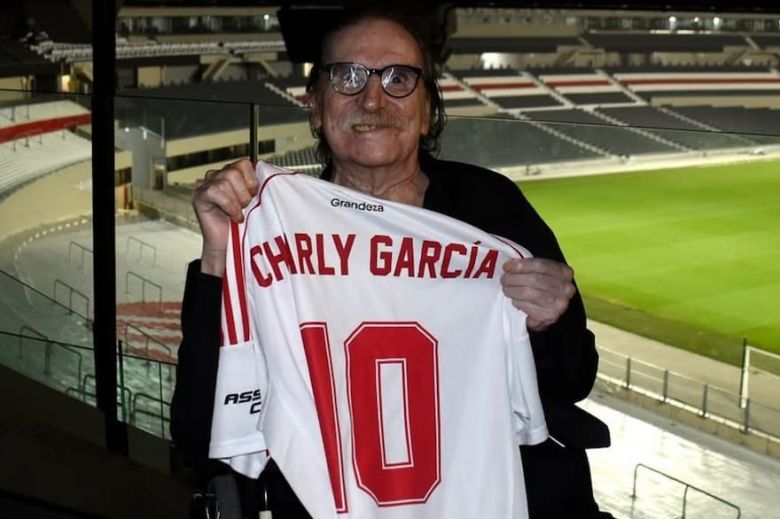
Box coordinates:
[421,94,431,137]
[309,92,322,130]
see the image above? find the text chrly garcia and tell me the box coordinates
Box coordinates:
[247,232,502,286]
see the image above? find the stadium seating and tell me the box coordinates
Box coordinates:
[595,106,753,150]
[535,70,639,106]
[0,100,89,130]
[32,40,286,63]
[609,67,780,101]
[438,74,494,112]
[448,36,583,53]
[583,33,749,53]
[449,68,563,110]
[266,145,319,173]
[440,116,602,168]
[747,35,780,50]
[121,81,307,139]
[265,76,309,104]
[668,106,780,145]
[525,109,680,156]
[0,40,58,72]
[0,131,91,195]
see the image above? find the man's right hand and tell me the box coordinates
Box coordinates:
[192,159,258,276]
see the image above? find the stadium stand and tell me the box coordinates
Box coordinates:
[121,80,307,139]
[563,92,636,105]
[266,145,319,173]
[265,75,309,105]
[438,74,494,113]
[0,100,89,127]
[596,105,753,150]
[610,67,780,100]
[747,34,780,49]
[525,109,681,156]
[440,116,602,168]
[31,40,286,64]
[536,70,639,107]
[668,105,780,145]
[450,68,564,110]
[448,36,584,53]
[0,131,91,194]
[583,33,750,53]
[0,40,58,76]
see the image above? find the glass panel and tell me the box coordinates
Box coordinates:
[119,346,175,438]
[0,330,91,398]
[3,81,780,447]
[0,90,93,351]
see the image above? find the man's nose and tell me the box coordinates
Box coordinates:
[358,74,386,111]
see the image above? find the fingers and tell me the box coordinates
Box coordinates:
[194,159,258,223]
[500,257,576,331]
[503,257,574,281]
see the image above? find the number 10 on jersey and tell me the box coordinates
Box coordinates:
[300,321,442,511]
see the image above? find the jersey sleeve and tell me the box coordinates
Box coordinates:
[505,302,548,446]
[497,242,549,447]
[209,219,270,478]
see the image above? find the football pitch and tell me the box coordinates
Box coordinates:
[518,159,780,366]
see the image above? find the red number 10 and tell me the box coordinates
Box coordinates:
[301,321,441,512]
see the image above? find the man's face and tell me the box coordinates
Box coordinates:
[311,18,431,172]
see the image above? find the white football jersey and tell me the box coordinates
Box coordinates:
[210,161,547,519]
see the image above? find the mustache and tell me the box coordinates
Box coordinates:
[341,113,407,130]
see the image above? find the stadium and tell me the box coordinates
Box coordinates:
[0,1,779,517]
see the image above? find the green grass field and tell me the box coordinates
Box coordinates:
[518,159,780,366]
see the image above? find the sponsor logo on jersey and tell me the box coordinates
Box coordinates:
[223,389,263,414]
[331,198,384,212]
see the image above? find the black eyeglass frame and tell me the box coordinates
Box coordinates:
[321,62,424,99]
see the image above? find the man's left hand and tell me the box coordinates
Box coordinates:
[500,258,576,331]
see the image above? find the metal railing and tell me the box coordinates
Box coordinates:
[122,322,174,380]
[1,330,175,439]
[631,463,741,518]
[52,278,90,319]
[67,240,92,270]
[126,235,157,267]
[15,328,84,385]
[18,325,46,357]
[124,270,162,312]
[131,392,170,438]
[599,347,780,442]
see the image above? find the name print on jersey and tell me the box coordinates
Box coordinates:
[248,232,500,288]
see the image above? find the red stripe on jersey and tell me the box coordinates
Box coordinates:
[222,276,238,345]
[493,234,527,258]
[241,169,300,237]
[231,220,250,342]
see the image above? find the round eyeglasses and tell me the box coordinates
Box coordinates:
[322,62,423,99]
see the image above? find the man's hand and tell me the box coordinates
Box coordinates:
[500,258,576,332]
[192,159,258,276]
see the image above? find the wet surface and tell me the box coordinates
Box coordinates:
[584,393,780,518]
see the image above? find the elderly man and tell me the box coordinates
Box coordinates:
[172,8,611,519]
